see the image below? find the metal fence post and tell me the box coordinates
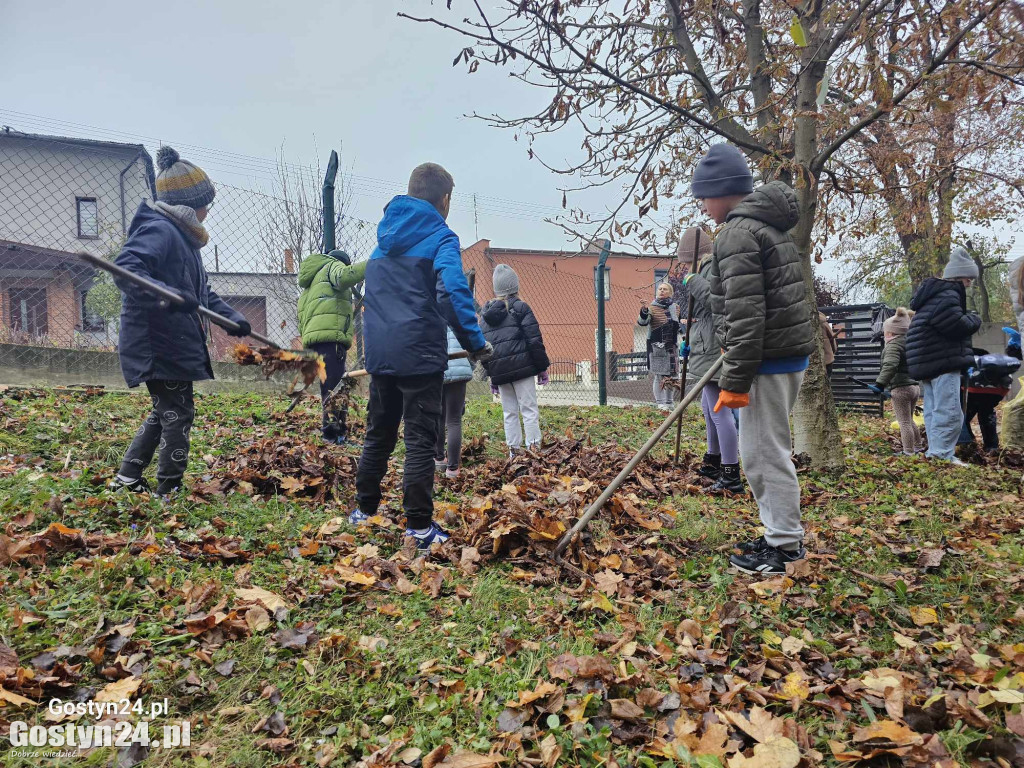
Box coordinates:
[322,150,338,253]
[596,239,610,406]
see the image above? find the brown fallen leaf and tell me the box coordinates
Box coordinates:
[435,752,505,768]
[539,733,561,768]
[727,736,800,768]
[0,685,35,707]
[235,586,290,612]
[255,737,295,753]
[852,719,924,748]
[609,698,645,720]
[720,706,785,744]
[245,605,271,633]
[908,606,938,626]
[95,676,142,703]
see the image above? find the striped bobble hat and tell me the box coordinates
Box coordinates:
[154,146,216,209]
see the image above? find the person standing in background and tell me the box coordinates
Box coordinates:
[480,264,550,455]
[819,312,838,380]
[435,326,473,478]
[638,282,681,411]
[906,247,982,465]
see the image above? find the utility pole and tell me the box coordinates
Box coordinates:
[473,193,479,241]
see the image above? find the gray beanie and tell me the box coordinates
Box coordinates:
[942,247,979,280]
[493,263,520,296]
[691,144,754,199]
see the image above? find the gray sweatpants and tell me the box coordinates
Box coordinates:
[738,370,805,550]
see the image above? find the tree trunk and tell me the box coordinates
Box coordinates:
[792,24,844,472]
[791,180,845,471]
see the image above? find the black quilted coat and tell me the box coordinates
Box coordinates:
[479,296,550,386]
[906,278,981,380]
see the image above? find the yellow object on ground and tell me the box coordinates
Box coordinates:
[1002,376,1024,448]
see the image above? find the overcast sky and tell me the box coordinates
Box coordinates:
[1,0,1018,286]
[1,0,640,253]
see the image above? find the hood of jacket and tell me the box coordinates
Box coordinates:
[482,298,510,326]
[375,195,448,257]
[297,252,333,289]
[727,181,799,232]
[910,277,961,311]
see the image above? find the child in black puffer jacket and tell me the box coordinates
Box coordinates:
[480,264,550,454]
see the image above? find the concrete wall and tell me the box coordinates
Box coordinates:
[0,343,296,393]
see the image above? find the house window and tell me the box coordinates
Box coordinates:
[8,287,48,336]
[77,197,99,239]
[593,265,611,300]
[80,291,105,332]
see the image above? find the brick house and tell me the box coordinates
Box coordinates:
[0,128,156,346]
[460,240,677,374]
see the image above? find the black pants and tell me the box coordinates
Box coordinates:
[959,392,1002,451]
[356,373,443,529]
[308,341,349,440]
[434,380,468,471]
[119,380,195,493]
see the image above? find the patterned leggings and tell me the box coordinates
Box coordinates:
[890,385,922,454]
[119,380,195,493]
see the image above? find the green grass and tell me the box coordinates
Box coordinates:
[1,388,1022,767]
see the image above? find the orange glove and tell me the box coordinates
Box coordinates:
[714,390,750,412]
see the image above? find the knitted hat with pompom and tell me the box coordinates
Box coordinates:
[883,307,914,336]
[154,146,215,209]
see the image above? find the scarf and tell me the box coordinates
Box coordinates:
[649,297,676,330]
[148,200,210,248]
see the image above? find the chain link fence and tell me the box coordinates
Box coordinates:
[0,128,675,406]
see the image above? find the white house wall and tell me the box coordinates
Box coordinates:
[206,272,299,348]
[0,135,151,255]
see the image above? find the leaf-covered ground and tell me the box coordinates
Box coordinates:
[1,387,1022,768]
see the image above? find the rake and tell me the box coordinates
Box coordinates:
[78,252,322,394]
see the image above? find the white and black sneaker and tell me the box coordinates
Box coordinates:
[730,539,805,575]
[108,475,151,494]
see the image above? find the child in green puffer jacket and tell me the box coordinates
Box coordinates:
[297,249,367,444]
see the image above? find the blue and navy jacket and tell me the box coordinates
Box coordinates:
[363,196,486,377]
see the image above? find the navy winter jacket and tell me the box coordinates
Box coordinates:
[114,202,245,388]
[362,196,486,377]
[480,296,550,386]
[906,277,981,381]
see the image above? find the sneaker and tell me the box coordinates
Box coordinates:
[155,478,184,496]
[949,457,969,467]
[696,453,722,480]
[405,522,450,551]
[734,535,768,555]
[348,508,371,526]
[445,468,460,479]
[730,542,806,575]
[108,475,151,493]
[435,459,447,471]
[709,464,744,493]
